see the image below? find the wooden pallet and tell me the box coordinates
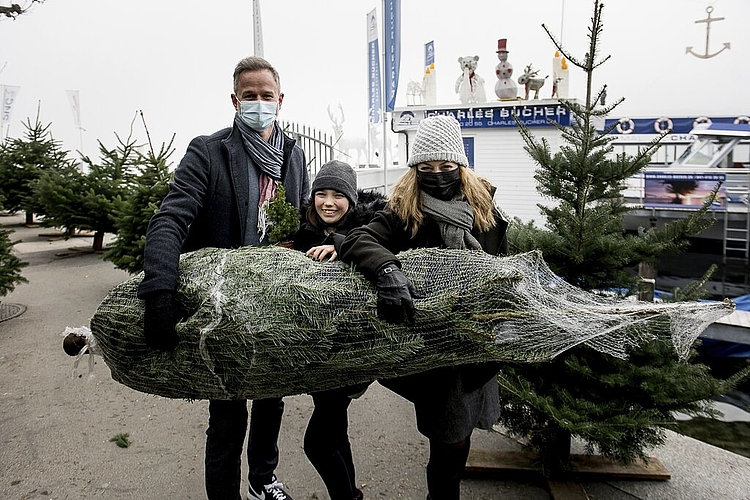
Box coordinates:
[464,448,671,500]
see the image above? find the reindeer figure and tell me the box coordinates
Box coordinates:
[517,64,548,100]
[327,104,367,166]
[406,81,425,106]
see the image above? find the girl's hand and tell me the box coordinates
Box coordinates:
[306,244,337,261]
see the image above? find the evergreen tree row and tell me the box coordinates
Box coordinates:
[0,111,174,299]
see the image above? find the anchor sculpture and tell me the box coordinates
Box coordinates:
[686,6,730,59]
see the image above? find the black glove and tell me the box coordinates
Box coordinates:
[375,263,420,325]
[143,290,182,351]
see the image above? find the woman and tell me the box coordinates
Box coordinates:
[294,160,385,500]
[339,115,508,500]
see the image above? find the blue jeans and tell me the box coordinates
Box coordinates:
[205,398,285,500]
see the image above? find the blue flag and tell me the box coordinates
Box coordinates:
[383,0,400,112]
[367,9,382,124]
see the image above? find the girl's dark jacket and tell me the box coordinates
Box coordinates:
[292,189,389,254]
[338,190,509,442]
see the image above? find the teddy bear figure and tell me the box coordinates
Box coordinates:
[454,55,487,104]
[494,38,518,99]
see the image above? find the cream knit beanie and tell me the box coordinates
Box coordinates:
[407,115,468,168]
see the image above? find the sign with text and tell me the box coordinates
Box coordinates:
[393,103,571,131]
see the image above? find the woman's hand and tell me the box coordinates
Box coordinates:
[306,244,337,261]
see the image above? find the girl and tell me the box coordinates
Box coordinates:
[294,160,384,500]
[339,115,509,500]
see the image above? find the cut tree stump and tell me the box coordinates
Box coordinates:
[464,448,671,500]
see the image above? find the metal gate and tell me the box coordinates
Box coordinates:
[280,121,334,179]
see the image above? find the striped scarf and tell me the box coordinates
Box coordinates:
[234,116,285,240]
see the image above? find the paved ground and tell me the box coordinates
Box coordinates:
[1,212,749,500]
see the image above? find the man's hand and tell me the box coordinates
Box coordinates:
[143,290,182,351]
[375,263,420,325]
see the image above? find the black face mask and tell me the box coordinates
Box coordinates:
[416,169,462,201]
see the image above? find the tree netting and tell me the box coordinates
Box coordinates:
[86,246,733,400]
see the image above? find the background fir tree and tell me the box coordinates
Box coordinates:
[0,228,28,299]
[104,114,175,273]
[0,113,74,225]
[30,118,144,252]
[498,0,745,473]
[509,3,714,291]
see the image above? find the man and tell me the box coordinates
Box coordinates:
[138,56,308,500]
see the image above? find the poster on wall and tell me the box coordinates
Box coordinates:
[643,172,726,210]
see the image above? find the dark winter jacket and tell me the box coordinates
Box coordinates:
[339,189,509,443]
[339,204,508,280]
[138,124,309,297]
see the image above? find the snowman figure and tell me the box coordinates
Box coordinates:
[494,38,518,99]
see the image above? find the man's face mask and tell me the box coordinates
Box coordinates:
[237,100,277,131]
[416,169,462,200]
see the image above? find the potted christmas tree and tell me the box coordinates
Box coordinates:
[265,183,300,247]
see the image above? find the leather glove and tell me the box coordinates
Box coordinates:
[375,262,420,325]
[143,290,182,351]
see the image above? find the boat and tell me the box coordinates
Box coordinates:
[612,118,750,298]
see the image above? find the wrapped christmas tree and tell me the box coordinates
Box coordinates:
[83,245,731,400]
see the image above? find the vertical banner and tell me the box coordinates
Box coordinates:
[253,0,264,57]
[423,40,436,106]
[425,40,435,68]
[1,85,21,129]
[383,0,400,112]
[66,90,82,129]
[462,137,475,170]
[367,9,382,124]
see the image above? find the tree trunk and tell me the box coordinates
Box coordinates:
[93,231,105,252]
[543,427,572,477]
[25,212,34,225]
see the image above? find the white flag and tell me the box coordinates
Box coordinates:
[66,90,82,129]
[253,0,264,57]
[1,85,21,127]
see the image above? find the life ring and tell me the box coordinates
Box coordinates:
[734,116,750,125]
[616,118,635,134]
[693,116,712,128]
[654,117,673,135]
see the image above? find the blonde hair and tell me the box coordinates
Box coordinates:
[388,167,497,237]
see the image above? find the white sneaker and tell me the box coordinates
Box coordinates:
[247,475,293,500]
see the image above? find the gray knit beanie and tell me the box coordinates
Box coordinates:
[407,115,469,168]
[311,160,358,204]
